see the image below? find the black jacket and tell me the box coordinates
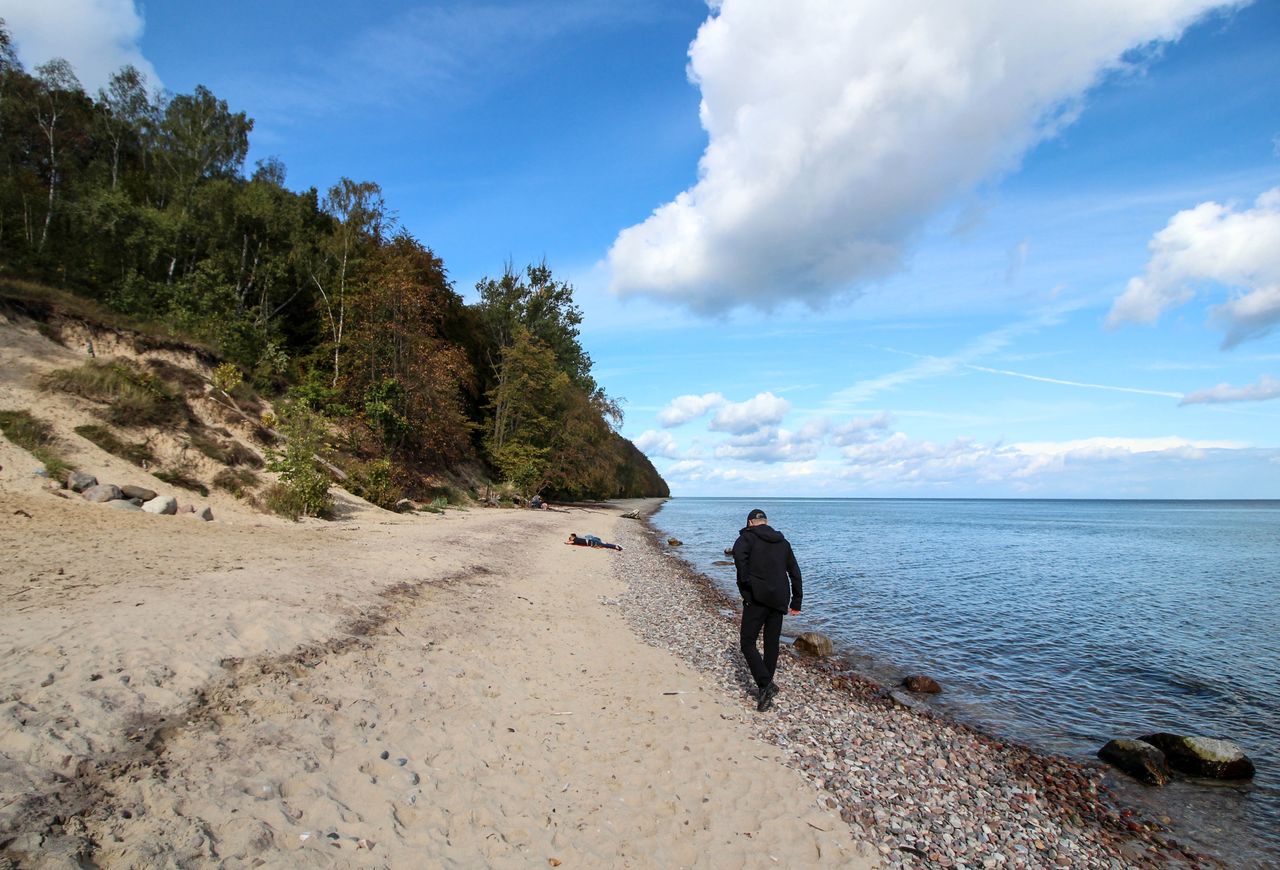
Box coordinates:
[732,524,802,613]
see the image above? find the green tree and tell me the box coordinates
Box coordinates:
[0,19,19,76]
[252,155,286,187]
[155,84,252,207]
[485,327,568,493]
[97,65,152,191]
[0,19,25,251]
[266,401,332,519]
[475,262,593,391]
[308,178,386,386]
[0,19,22,138]
[345,232,473,464]
[31,58,84,251]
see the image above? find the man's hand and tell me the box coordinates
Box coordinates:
[788,608,801,615]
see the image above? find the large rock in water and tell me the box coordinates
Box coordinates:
[1098,738,1171,786]
[120,485,156,502]
[902,675,943,694]
[1139,733,1256,780]
[66,471,97,493]
[143,495,178,515]
[82,484,122,503]
[794,632,834,657]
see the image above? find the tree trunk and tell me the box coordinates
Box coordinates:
[39,125,55,251]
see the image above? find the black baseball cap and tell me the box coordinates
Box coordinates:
[747,508,767,522]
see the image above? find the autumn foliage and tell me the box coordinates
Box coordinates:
[0,24,667,503]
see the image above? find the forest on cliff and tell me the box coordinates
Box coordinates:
[0,22,668,504]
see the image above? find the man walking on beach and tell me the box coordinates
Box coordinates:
[732,509,802,712]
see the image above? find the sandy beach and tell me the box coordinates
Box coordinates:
[0,462,877,868]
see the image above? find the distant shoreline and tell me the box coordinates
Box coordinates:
[660,495,1280,503]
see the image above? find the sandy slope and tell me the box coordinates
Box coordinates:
[0,310,278,526]
[0,476,877,867]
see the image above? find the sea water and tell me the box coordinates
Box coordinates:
[650,498,1280,866]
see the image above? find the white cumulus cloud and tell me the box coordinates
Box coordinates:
[838,432,1245,488]
[830,412,892,446]
[633,429,682,458]
[839,433,1027,485]
[1108,187,1280,347]
[608,0,1236,311]
[714,418,827,462]
[1011,435,1242,457]
[3,0,160,92]
[657,392,726,427]
[709,391,790,434]
[664,459,705,476]
[1180,374,1280,405]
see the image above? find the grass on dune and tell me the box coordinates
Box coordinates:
[0,409,75,479]
[73,423,154,466]
[153,468,209,497]
[42,359,189,427]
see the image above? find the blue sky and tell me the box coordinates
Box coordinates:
[6,0,1280,497]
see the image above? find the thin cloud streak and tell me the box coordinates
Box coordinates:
[827,307,1072,408]
[230,1,649,121]
[965,365,1185,399]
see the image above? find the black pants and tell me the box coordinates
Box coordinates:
[740,601,785,691]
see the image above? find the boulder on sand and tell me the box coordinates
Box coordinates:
[120,485,156,501]
[66,471,97,492]
[794,632,834,657]
[1139,733,1255,780]
[103,498,141,511]
[1098,738,1171,786]
[142,495,178,515]
[82,484,122,503]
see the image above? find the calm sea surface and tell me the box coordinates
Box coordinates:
[650,498,1280,867]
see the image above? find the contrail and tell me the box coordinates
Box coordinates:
[965,365,1184,399]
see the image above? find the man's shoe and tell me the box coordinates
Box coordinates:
[756,682,778,712]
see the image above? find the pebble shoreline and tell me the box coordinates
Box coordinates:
[608,512,1219,870]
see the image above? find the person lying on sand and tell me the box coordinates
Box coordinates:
[566,533,623,551]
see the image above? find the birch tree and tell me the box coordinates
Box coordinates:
[97,65,151,190]
[309,178,386,387]
[32,59,81,251]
